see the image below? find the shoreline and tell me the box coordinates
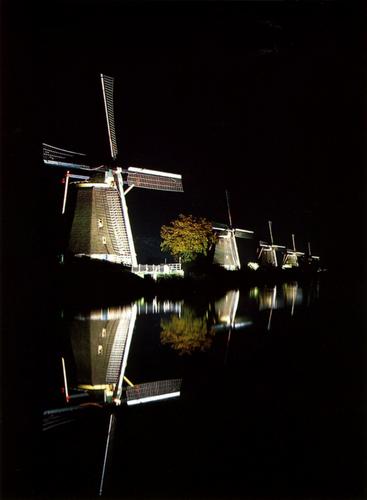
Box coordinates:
[53,258,326,308]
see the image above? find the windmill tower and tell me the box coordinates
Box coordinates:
[282,234,305,269]
[257,220,285,268]
[212,191,254,270]
[43,74,183,267]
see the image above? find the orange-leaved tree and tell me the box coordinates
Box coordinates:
[160,214,217,263]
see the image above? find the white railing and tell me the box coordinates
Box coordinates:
[131,263,183,277]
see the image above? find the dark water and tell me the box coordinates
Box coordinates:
[4,277,366,499]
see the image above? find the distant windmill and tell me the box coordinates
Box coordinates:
[306,241,320,267]
[258,220,285,268]
[43,74,183,267]
[212,191,254,270]
[282,234,305,269]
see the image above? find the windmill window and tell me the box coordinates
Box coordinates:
[101,328,106,338]
[98,218,104,228]
[98,345,103,355]
[102,236,107,245]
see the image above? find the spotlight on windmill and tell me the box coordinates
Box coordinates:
[257,220,285,268]
[43,74,184,268]
[282,234,305,269]
[212,191,254,270]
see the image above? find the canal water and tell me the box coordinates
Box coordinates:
[6,276,366,499]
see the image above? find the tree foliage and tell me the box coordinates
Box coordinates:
[160,214,218,263]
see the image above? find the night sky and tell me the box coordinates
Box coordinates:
[2,0,366,268]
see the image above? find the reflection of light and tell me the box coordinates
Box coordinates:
[127,391,180,406]
[235,321,253,328]
[249,286,259,299]
[78,384,110,390]
[248,262,259,270]
[136,299,183,315]
[213,320,252,331]
[76,307,134,321]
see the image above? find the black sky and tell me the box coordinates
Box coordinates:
[2,0,366,267]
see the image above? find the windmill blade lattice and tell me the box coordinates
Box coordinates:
[101,74,118,160]
[127,167,183,192]
[234,228,254,240]
[42,143,97,171]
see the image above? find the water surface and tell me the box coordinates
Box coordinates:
[37,279,364,499]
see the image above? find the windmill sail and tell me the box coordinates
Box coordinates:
[127,167,183,192]
[234,228,254,239]
[100,74,118,160]
[43,143,95,171]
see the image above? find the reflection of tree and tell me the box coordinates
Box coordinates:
[160,309,214,355]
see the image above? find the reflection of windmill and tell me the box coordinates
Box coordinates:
[282,282,303,316]
[71,305,137,400]
[68,304,182,495]
[258,220,285,268]
[215,289,239,364]
[213,191,254,270]
[70,305,181,404]
[43,74,183,267]
[214,289,240,328]
[255,285,277,331]
[282,234,305,269]
[214,290,252,364]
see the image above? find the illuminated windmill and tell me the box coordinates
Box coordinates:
[213,191,254,270]
[43,74,183,267]
[306,241,320,267]
[258,220,285,268]
[282,234,305,269]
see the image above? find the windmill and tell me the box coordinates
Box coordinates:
[212,191,254,270]
[282,234,305,269]
[306,241,320,268]
[257,220,285,268]
[43,74,183,268]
